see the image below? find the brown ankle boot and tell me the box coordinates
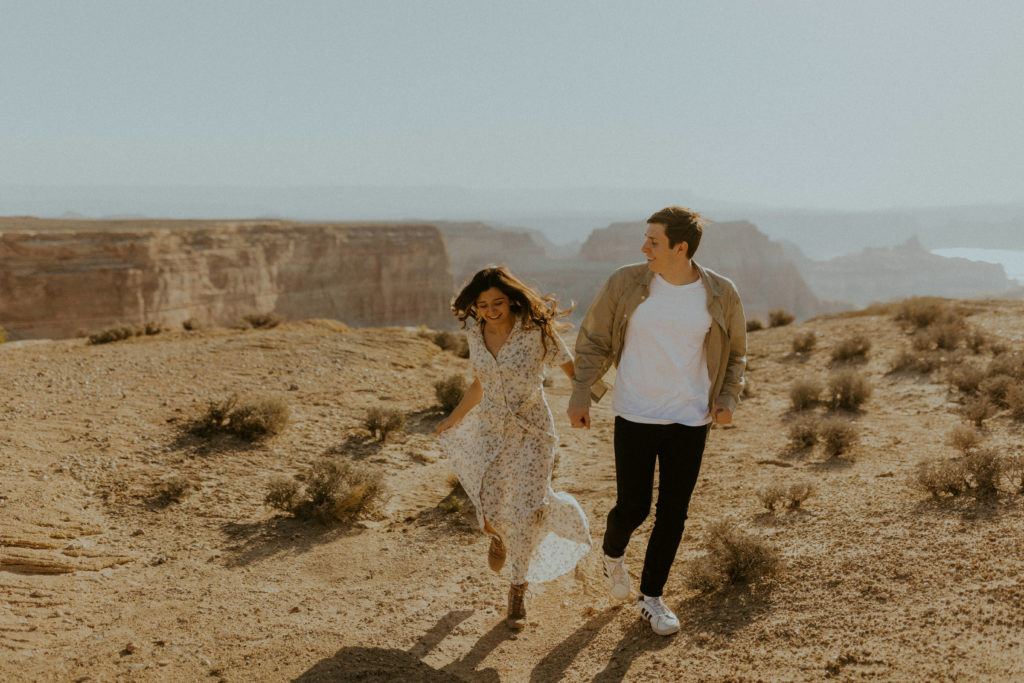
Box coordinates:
[488,535,506,572]
[506,582,527,629]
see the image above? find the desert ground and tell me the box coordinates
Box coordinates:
[2,301,1024,682]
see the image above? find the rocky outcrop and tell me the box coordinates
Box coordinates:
[788,236,1014,306]
[580,220,846,320]
[0,218,453,339]
[435,221,548,287]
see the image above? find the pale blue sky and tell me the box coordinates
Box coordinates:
[2,0,1022,209]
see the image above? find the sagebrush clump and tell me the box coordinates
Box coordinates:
[757,482,812,512]
[819,416,858,457]
[88,321,165,345]
[434,375,467,412]
[192,394,290,440]
[265,458,388,522]
[430,330,470,358]
[946,424,981,455]
[960,395,997,428]
[915,459,968,498]
[154,475,196,503]
[364,407,405,442]
[684,519,780,592]
[787,414,820,450]
[791,331,817,353]
[768,309,795,328]
[789,377,822,412]
[825,369,872,411]
[831,335,871,362]
[241,312,281,329]
[746,319,765,332]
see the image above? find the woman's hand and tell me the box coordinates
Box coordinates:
[435,415,458,436]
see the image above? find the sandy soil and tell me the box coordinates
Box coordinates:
[2,302,1024,682]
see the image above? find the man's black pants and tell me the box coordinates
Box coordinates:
[602,416,709,598]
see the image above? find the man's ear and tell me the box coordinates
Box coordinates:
[674,241,689,256]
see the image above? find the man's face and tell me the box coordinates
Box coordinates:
[641,222,688,274]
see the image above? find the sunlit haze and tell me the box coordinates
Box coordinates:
[2,1,1023,212]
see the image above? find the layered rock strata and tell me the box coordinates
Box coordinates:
[0,218,453,339]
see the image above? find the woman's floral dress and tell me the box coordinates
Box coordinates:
[439,317,592,584]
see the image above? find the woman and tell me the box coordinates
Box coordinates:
[435,267,592,629]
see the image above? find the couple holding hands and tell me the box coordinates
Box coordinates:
[435,206,747,635]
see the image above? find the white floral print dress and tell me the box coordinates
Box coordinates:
[439,317,592,584]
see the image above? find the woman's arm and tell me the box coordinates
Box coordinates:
[434,377,483,436]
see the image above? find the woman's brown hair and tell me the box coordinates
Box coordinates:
[451,266,572,355]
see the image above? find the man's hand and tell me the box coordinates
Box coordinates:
[710,405,732,425]
[567,405,591,429]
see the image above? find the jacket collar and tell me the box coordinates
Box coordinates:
[636,260,724,297]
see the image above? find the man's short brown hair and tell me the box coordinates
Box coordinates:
[647,206,708,258]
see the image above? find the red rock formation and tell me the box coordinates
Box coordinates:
[0,218,453,339]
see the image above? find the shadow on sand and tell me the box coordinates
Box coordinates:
[294,606,625,682]
[219,516,362,568]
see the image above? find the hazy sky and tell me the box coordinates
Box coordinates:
[2,0,1023,210]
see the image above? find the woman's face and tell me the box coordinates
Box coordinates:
[475,287,512,326]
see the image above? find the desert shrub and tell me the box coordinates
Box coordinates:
[242,312,281,329]
[986,352,1024,380]
[684,519,780,592]
[789,377,822,411]
[785,482,813,509]
[264,476,301,511]
[915,459,968,498]
[947,365,985,395]
[182,318,198,331]
[768,309,795,328]
[965,328,990,354]
[141,321,163,336]
[1005,385,1024,421]
[979,374,1014,407]
[759,482,813,512]
[825,369,872,411]
[831,335,871,362]
[192,394,290,440]
[266,458,388,522]
[432,330,470,358]
[894,297,948,329]
[154,475,195,502]
[364,407,405,441]
[746,318,765,332]
[440,495,464,514]
[960,395,997,427]
[964,450,1002,497]
[88,324,137,345]
[434,375,467,412]
[946,424,981,455]
[889,349,946,375]
[928,321,967,351]
[787,414,820,450]
[819,416,858,457]
[756,483,787,512]
[1004,455,1024,494]
[791,331,817,353]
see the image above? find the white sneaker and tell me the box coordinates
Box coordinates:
[636,595,680,636]
[602,554,631,600]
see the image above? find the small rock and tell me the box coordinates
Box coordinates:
[290,606,301,613]
[123,642,139,654]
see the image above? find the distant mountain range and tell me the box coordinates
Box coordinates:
[2,185,1023,258]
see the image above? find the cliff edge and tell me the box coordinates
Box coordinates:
[0,218,453,339]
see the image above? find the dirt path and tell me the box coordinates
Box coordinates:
[2,304,1024,681]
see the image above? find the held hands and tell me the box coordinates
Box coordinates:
[567,405,591,429]
[710,404,733,425]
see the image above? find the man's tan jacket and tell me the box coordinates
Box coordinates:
[569,262,747,413]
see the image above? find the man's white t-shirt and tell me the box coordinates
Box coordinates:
[611,273,713,426]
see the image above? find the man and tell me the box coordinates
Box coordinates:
[567,206,746,636]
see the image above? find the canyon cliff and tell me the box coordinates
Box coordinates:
[782,236,1014,307]
[579,220,846,321]
[0,218,453,339]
